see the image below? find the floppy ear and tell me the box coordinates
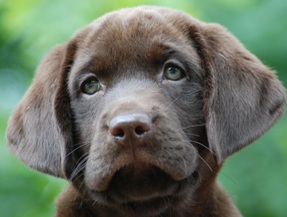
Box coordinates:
[5,42,76,178]
[197,24,286,162]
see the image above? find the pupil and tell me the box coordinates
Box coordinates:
[169,67,177,74]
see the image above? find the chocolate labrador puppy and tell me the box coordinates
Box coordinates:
[6,6,286,217]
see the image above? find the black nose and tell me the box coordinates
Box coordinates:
[109,113,151,140]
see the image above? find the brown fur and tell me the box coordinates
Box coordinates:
[6,6,286,217]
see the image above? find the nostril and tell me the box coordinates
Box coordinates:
[111,127,125,138]
[135,124,150,136]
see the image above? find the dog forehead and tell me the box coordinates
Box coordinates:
[68,6,202,83]
[74,7,197,56]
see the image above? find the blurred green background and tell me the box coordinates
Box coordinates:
[0,0,286,216]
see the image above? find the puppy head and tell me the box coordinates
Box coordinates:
[6,6,286,215]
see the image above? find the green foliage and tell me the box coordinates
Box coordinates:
[1,0,286,216]
[219,116,287,217]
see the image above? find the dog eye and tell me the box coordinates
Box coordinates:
[81,77,100,95]
[164,66,185,81]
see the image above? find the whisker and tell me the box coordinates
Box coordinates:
[69,155,89,182]
[164,149,189,176]
[77,153,89,164]
[197,153,213,172]
[92,198,99,206]
[174,123,206,137]
[78,176,86,189]
[191,140,215,155]
[181,132,200,137]
[66,144,87,157]
[219,170,237,185]
[178,136,214,155]
[163,95,182,111]
[181,123,206,130]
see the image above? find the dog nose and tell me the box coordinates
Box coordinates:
[109,113,151,140]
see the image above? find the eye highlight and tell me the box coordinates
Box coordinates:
[81,77,101,95]
[163,65,185,81]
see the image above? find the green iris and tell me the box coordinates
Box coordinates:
[164,66,185,81]
[82,78,100,95]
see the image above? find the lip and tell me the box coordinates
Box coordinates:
[87,165,200,203]
[85,147,198,192]
[86,170,200,217]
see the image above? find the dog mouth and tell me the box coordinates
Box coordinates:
[107,164,180,201]
[87,163,199,215]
